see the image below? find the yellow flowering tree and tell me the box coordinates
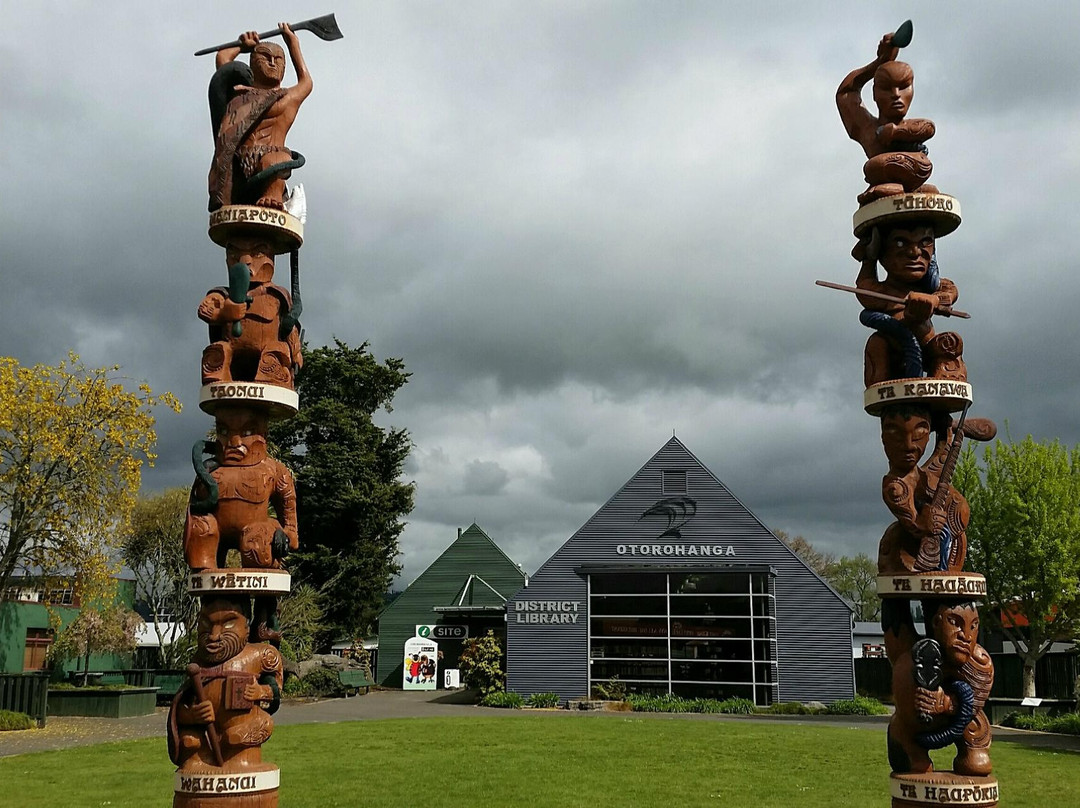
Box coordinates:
[0,354,180,605]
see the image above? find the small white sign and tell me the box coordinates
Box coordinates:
[1020,697,1043,707]
[444,668,461,689]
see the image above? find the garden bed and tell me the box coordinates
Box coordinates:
[47,686,159,718]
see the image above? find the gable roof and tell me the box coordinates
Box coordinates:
[380,523,526,620]
[525,436,851,610]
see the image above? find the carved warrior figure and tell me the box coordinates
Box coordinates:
[208,24,312,212]
[198,240,302,389]
[876,405,996,575]
[884,600,993,777]
[168,598,283,771]
[184,405,298,571]
[837,25,938,206]
[854,223,965,387]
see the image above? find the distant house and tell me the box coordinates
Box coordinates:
[506,437,855,705]
[0,574,136,675]
[376,524,526,687]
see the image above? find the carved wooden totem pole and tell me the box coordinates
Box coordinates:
[824,21,1001,808]
[168,16,341,807]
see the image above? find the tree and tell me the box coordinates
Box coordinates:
[775,530,836,578]
[269,340,414,643]
[0,354,179,598]
[50,594,141,685]
[121,487,196,668]
[278,583,324,662]
[827,553,880,622]
[954,436,1080,698]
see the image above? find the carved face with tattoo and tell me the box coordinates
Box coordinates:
[196,600,250,665]
[872,61,914,123]
[933,602,980,669]
[251,43,286,86]
[215,407,268,467]
[879,225,935,285]
[880,406,931,475]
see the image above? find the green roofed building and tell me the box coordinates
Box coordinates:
[377,523,526,687]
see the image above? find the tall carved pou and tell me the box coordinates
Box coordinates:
[822,21,1001,808]
[170,17,341,808]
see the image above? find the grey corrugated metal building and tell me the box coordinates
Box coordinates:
[377,523,526,687]
[506,437,854,705]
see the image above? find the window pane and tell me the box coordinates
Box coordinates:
[590,659,668,681]
[753,617,774,638]
[670,638,751,661]
[752,596,773,617]
[590,639,668,659]
[670,573,748,594]
[673,682,754,700]
[591,573,666,595]
[591,595,667,616]
[591,617,667,638]
[752,573,770,594]
[754,640,775,661]
[670,595,751,617]
[756,662,776,683]
[671,659,753,683]
[671,616,750,639]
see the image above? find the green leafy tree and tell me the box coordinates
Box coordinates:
[121,487,195,668]
[827,553,880,622]
[458,630,506,697]
[269,340,413,643]
[278,584,324,662]
[955,436,1080,697]
[50,592,141,685]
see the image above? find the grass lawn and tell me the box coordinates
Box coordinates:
[1,716,1076,807]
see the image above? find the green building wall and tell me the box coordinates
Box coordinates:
[377,524,526,687]
[0,578,137,675]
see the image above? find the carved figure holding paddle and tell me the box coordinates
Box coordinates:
[208,23,313,211]
[837,20,939,205]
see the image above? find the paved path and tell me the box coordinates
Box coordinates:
[2,689,1078,758]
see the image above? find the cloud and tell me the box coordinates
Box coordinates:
[6,2,1080,588]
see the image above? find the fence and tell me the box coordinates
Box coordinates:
[0,672,49,727]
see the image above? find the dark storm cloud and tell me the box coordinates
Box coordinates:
[6,2,1079,585]
[461,459,511,496]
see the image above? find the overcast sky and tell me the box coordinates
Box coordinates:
[5,2,1078,585]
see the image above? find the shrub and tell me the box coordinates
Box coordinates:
[0,710,33,731]
[624,694,755,714]
[480,691,523,709]
[758,701,819,715]
[282,675,306,698]
[826,696,890,716]
[1001,711,1080,735]
[284,667,344,699]
[590,676,627,701]
[717,697,755,714]
[525,692,560,708]
[458,631,505,697]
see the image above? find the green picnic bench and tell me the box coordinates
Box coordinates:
[338,670,375,696]
[152,672,187,701]
[99,672,126,686]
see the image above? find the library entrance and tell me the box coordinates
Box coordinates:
[585,566,776,704]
